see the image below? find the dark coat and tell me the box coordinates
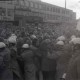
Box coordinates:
[21,49,36,80]
[56,44,72,80]
[65,50,80,80]
[0,48,13,80]
[41,51,57,71]
[10,47,23,80]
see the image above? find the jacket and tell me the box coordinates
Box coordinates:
[65,50,80,80]
[0,48,13,80]
[21,49,36,80]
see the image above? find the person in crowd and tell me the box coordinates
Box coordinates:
[39,39,57,80]
[56,40,66,80]
[20,44,36,80]
[17,36,25,55]
[0,38,13,80]
[30,34,38,47]
[65,38,80,80]
[8,36,23,80]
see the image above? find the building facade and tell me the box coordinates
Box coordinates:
[0,0,77,37]
[13,0,76,25]
[0,0,76,24]
[0,1,15,21]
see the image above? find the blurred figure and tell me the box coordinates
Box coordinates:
[30,34,38,47]
[8,36,23,80]
[21,44,36,80]
[39,39,57,80]
[0,38,13,80]
[55,40,65,80]
[65,38,80,80]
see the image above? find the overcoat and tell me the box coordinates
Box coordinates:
[0,48,13,80]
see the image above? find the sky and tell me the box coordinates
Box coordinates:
[41,0,80,19]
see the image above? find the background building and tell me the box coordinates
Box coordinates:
[0,0,77,38]
[14,0,76,24]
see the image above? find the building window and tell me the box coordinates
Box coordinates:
[34,3,39,9]
[52,15,56,20]
[46,7,49,11]
[57,8,60,13]
[0,8,6,16]
[52,7,56,12]
[19,0,24,6]
[42,5,46,10]
[51,7,53,12]
[7,9,13,16]
[25,1,29,7]
[30,2,34,8]
[39,4,42,9]
[7,1,13,4]
[62,10,65,14]
[66,11,69,14]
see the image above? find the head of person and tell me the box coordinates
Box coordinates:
[71,35,76,40]
[8,36,17,47]
[39,39,51,51]
[57,36,65,42]
[30,34,37,40]
[69,37,80,52]
[56,41,64,51]
[0,37,6,50]
[22,44,30,51]
[0,42,6,51]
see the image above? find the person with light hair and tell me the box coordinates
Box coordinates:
[65,37,80,80]
[56,41,64,46]
[56,40,65,80]
[71,35,76,40]
[20,43,36,80]
[0,38,13,80]
[8,36,23,80]
[57,36,65,41]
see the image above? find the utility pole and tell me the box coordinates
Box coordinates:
[65,0,66,9]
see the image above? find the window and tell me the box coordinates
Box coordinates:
[51,7,53,12]
[0,8,6,16]
[56,8,60,13]
[52,7,56,12]
[39,4,42,9]
[46,7,49,11]
[7,1,13,4]
[7,9,13,16]
[66,11,69,14]
[30,2,34,8]
[25,1,29,7]
[57,8,60,13]
[62,10,65,14]
[42,5,46,10]
[34,3,38,9]
[19,0,24,6]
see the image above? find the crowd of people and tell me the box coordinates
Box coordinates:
[0,22,80,80]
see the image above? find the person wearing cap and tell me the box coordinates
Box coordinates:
[65,38,80,80]
[8,36,23,80]
[20,44,36,80]
[0,41,13,80]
